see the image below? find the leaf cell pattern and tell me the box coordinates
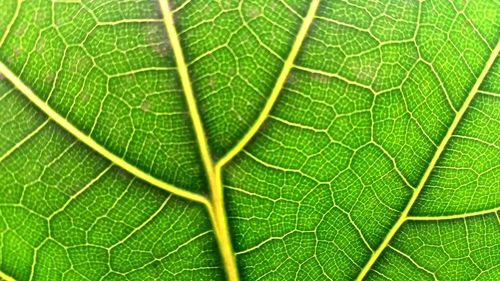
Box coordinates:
[0,0,499,280]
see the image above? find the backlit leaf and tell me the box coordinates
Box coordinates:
[0,0,499,280]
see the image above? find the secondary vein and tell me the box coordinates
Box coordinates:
[0,0,21,47]
[216,0,322,170]
[356,40,500,280]
[0,60,209,207]
[0,270,15,281]
[406,206,500,221]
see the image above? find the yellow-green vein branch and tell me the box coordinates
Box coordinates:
[216,0,321,170]
[0,60,209,207]
[157,1,239,280]
[406,206,500,221]
[0,270,15,281]
[356,40,500,280]
[0,0,21,47]
[0,119,49,162]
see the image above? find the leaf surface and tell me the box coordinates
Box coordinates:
[0,0,499,280]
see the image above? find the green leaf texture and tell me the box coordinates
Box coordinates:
[0,0,499,280]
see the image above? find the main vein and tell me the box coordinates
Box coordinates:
[158,0,322,279]
[356,40,500,280]
[0,60,209,207]
[157,0,213,183]
[0,270,15,281]
[157,1,239,280]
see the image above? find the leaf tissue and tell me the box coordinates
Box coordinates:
[0,0,499,280]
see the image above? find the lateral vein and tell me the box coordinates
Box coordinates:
[0,0,21,47]
[406,206,500,221]
[216,0,321,169]
[356,40,500,280]
[0,60,209,207]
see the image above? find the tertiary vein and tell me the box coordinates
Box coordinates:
[356,40,500,280]
[0,119,49,162]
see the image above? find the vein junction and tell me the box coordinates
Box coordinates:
[157,0,322,280]
[158,0,239,280]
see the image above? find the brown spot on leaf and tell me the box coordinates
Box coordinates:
[140,100,151,112]
[35,11,49,24]
[227,66,237,77]
[12,47,22,56]
[220,0,236,10]
[208,76,216,87]
[246,6,262,19]
[268,2,279,12]
[285,71,297,84]
[36,38,46,53]
[116,167,130,179]
[15,25,28,37]
[312,73,328,84]
[152,43,169,57]
[45,73,55,83]
[79,92,90,103]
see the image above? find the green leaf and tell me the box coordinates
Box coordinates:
[0,0,499,280]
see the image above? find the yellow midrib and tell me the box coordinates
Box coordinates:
[0,270,15,281]
[157,1,239,281]
[157,0,321,280]
[157,0,214,183]
[356,40,500,280]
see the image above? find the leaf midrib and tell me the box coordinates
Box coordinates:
[356,40,500,281]
[157,0,322,280]
[158,1,240,280]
